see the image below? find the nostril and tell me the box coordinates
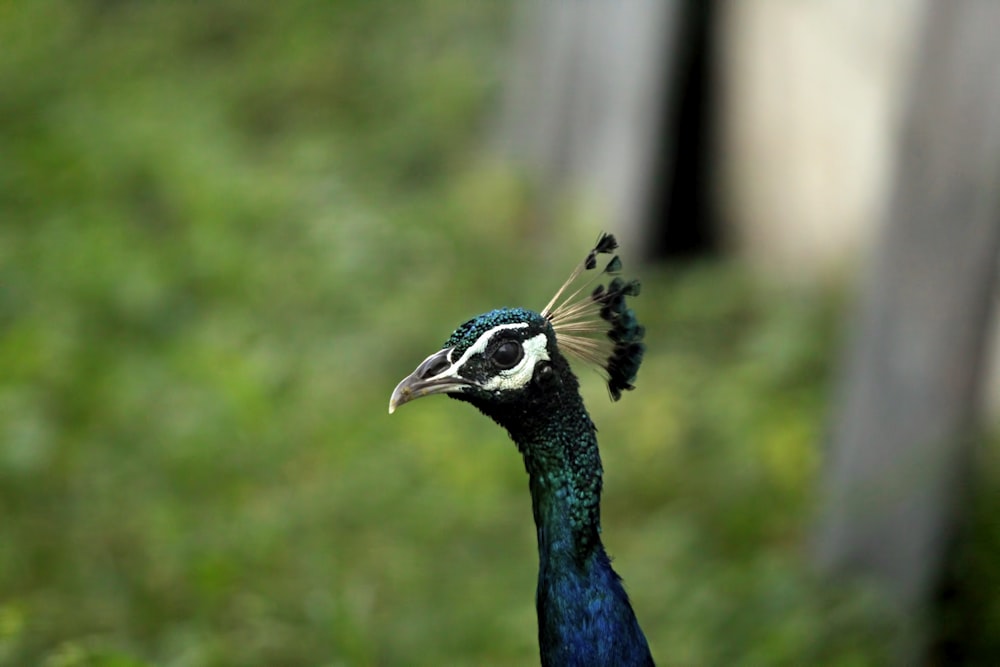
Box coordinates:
[415,351,452,379]
[421,359,449,378]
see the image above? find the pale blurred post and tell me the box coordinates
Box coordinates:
[499,0,682,254]
[814,1,1000,661]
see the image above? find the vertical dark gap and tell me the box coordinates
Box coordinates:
[647,0,718,261]
[930,481,1000,665]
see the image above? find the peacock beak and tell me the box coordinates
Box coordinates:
[389,347,474,414]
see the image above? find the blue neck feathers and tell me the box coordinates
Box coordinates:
[505,385,654,666]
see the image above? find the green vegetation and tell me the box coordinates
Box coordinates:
[2,2,997,665]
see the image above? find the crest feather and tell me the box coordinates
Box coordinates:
[541,233,645,400]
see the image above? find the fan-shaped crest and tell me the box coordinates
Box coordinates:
[541,233,645,400]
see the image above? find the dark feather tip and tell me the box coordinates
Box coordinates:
[605,339,645,401]
[603,296,645,399]
[620,309,637,332]
[557,232,645,401]
[594,232,619,255]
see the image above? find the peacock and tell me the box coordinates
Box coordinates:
[389,234,654,666]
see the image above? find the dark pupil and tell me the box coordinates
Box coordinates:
[492,340,523,369]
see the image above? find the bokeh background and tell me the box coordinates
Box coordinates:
[3,2,999,665]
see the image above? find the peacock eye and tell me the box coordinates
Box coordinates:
[491,340,523,369]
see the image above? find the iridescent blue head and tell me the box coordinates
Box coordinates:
[388,233,645,415]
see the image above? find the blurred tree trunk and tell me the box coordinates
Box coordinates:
[499,1,683,255]
[814,1,1000,662]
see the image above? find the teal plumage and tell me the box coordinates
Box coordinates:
[390,234,653,666]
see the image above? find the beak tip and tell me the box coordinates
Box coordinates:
[388,384,411,415]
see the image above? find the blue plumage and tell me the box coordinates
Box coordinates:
[527,376,654,666]
[390,235,653,665]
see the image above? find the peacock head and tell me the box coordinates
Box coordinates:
[389,233,645,416]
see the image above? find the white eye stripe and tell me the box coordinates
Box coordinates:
[426,322,530,382]
[453,322,529,369]
[424,323,550,393]
[496,333,548,376]
[481,333,549,391]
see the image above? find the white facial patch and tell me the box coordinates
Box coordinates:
[456,322,528,365]
[424,323,529,384]
[421,323,549,393]
[481,332,550,391]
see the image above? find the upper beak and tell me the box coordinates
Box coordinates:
[388,347,473,414]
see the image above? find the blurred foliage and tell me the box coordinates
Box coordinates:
[1,1,997,666]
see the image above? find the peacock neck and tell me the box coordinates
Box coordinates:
[505,392,654,667]
[518,401,604,565]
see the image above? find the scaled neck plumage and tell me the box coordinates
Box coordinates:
[514,387,604,565]
[495,365,653,666]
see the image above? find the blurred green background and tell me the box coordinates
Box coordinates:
[3,2,1000,665]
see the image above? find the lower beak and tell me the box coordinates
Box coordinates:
[388,348,473,414]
